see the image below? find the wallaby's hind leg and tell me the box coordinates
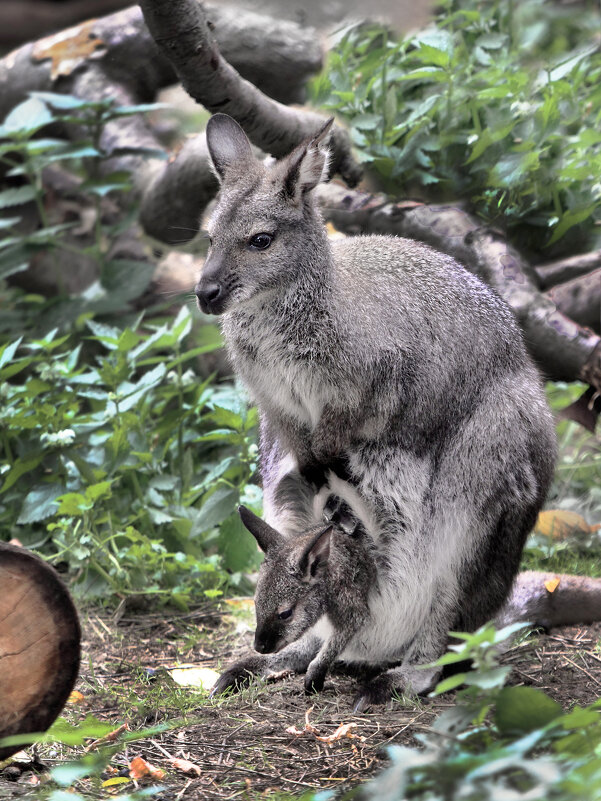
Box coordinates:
[211,632,322,697]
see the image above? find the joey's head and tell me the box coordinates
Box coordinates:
[195,114,334,315]
[239,506,332,654]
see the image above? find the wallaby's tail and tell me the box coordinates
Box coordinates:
[495,571,601,629]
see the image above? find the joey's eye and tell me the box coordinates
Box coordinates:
[249,233,273,250]
[278,608,293,621]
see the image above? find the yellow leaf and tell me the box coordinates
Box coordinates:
[68,690,85,704]
[129,756,165,781]
[32,20,106,80]
[534,510,600,540]
[102,777,131,788]
[223,598,255,611]
[544,577,561,593]
[169,666,220,690]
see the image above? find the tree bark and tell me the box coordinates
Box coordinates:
[534,249,601,289]
[137,0,362,187]
[545,268,601,332]
[0,3,323,120]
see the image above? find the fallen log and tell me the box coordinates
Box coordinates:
[534,248,601,290]
[0,544,80,761]
[545,267,601,332]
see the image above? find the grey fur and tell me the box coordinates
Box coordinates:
[200,113,557,708]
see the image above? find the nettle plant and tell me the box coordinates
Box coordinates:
[0,91,164,333]
[0,308,263,605]
[341,624,601,801]
[313,0,601,249]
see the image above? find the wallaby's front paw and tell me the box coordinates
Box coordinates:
[210,657,265,698]
[304,666,327,695]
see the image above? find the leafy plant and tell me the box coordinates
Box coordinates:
[0,91,166,333]
[313,0,601,249]
[0,308,262,604]
[336,623,601,801]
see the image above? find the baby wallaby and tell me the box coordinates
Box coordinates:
[213,503,377,697]
[198,113,557,709]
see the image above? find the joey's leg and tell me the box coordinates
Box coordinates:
[211,632,321,697]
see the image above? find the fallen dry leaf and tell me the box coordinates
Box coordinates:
[544,576,561,593]
[535,509,600,540]
[32,20,105,80]
[286,707,365,744]
[169,666,220,691]
[85,723,129,752]
[168,757,202,776]
[67,690,85,705]
[129,756,165,781]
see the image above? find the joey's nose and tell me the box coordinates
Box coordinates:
[195,282,223,314]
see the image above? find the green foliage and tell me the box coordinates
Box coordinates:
[313,0,601,249]
[521,382,601,577]
[338,623,601,801]
[0,715,166,800]
[0,92,166,333]
[0,308,262,605]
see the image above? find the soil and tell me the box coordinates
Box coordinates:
[1,602,600,800]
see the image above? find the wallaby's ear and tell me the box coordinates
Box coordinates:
[238,505,282,553]
[299,526,333,583]
[281,117,335,200]
[206,114,254,182]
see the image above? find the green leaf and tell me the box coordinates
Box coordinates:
[199,486,239,531]
[218,512,263,572]
[17,484,65,524]
[495,686,563,734]
[0,186,37,209]
[0,336,22,368]
[1,97,53,136]
[1,454,44,493]
[208,405,244,432]
[548,204,597,245]
[30,91,102,110]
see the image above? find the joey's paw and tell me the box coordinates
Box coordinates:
[323,495,364,536]
[209,659,263,698]
[353,674,394,713]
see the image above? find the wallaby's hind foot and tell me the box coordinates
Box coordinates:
[353,664,442,713]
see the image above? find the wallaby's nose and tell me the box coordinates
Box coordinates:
[195,281,223,314]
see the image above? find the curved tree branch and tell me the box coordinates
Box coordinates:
[546,268,601,332]
[137,0,362,188]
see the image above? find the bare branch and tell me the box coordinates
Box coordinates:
[546,268,601,332]
[535,248,601,289]
[137,0,362,187]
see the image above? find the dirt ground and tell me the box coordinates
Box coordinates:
[1,602,600,800]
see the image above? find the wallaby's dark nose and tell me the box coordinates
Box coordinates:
[195,282,223,315]
[254,631,278,654]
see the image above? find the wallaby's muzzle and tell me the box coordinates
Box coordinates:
[254,627,282,655]
[195,280,224,315]
[195,253,229,314]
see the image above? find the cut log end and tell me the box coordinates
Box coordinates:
[0,544,80,761]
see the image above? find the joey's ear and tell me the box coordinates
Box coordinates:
[206,114,254,181]
[281,117,335,200]
[299,526,333,583]
[238,505,282,553]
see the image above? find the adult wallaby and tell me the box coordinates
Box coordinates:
[212,503,601,706]
[197,113,557,709]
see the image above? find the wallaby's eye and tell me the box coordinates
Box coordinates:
[249,233,273,251]
[278,608,293,621]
